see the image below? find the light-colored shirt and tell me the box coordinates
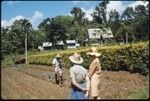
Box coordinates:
[89,58,101,77]
[52,58,61,69]
[70,64,88,83]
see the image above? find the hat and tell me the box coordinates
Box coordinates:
[69,53,83,64]
[55,54,61,58]
[87,47,101,57]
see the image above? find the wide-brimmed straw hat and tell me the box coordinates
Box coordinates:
[87,47,101,57]
[55,54,61,58]
[69,53,83,64]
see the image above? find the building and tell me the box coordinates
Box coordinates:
[87,28,113,39]
[66,40,80,48]
[38,40,80,51]
[87,28,114,45]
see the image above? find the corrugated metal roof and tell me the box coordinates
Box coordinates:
[88,28,113,39]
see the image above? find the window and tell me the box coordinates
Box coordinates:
[93,33,96,36]
[67,43,75,46]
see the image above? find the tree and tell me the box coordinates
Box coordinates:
[92,0,109,24]
[11,19,32,63]
[1,27,14,59]
[109,9,120,22]
[70,7,85,25]
[38,16,74,49]
[121,7,134,20]
[134,5,147,18]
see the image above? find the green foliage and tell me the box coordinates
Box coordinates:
[128,86,149,99]
[28,41,149,75]
[1,2,149,61]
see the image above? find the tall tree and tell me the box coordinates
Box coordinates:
[134,5,147,18]
[70,7,85,25]
[121,7,134,20]
[11,19,32,53]
[92,0,109,24]
[38,16,74,48]
[109,9,120,22]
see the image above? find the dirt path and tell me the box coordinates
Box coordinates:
[1,64,149,99]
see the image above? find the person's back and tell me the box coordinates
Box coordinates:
[70,64,87,84]
[69,53,90,99]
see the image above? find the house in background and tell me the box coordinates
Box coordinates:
[38,40,80,51]
[87,27,114,45]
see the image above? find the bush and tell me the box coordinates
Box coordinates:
[28,41,149,75]
[14,56,26,64]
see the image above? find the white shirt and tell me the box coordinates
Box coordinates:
[52,58,61,69]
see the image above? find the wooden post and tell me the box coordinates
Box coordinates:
[125,32,128,43]
[25,33,28,64]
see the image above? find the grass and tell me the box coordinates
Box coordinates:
[128,86,149,99]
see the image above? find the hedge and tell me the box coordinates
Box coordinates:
[28,41,149,75]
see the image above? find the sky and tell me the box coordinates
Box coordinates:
[1,1,149,29]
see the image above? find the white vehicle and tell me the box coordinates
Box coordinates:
[66,40,79,48]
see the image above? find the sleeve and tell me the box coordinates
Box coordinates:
[88,61,97,77]
[70,68,75,79]
[52,59,56,65]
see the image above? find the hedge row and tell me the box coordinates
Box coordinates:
[28,41,149,75]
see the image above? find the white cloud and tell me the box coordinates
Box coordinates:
[1,11,44,29]
[81,8,94,21]
[30,11,44,29]
[66,13,73,16]
[1,15,24,27]
[128,1,149,8]
[106,1,126,20]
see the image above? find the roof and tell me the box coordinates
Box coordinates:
[66,40,76,43]
[88,28,113,39]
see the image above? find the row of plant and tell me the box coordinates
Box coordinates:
[28,41,149,75]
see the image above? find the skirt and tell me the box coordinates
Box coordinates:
[91,73,101,97]
[70,82,86,99]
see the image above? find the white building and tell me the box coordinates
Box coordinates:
[87,28,113,39]
[43,42,52,47]
[66,40,80,48]
[38,40,79,51]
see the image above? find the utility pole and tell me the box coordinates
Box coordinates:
[121,23,129,44]
[25,32,28,64]
[125,32,128,43]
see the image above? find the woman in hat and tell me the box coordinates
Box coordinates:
[69,53,90,99]
[52,53,63,87]
[87,47,102,99]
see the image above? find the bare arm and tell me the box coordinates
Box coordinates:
[71,77,86,92]
[85,73,90,91]
[85,73,90,98]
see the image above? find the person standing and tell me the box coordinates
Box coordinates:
[69,53,90,99]
[52,53,63,87]
[87,47,102,99]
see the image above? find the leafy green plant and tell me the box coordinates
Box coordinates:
[28,41,149,75]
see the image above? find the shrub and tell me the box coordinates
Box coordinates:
[14,56,25,64]
[28,41,149,75]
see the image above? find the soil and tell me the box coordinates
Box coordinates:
[1,64,149,99]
